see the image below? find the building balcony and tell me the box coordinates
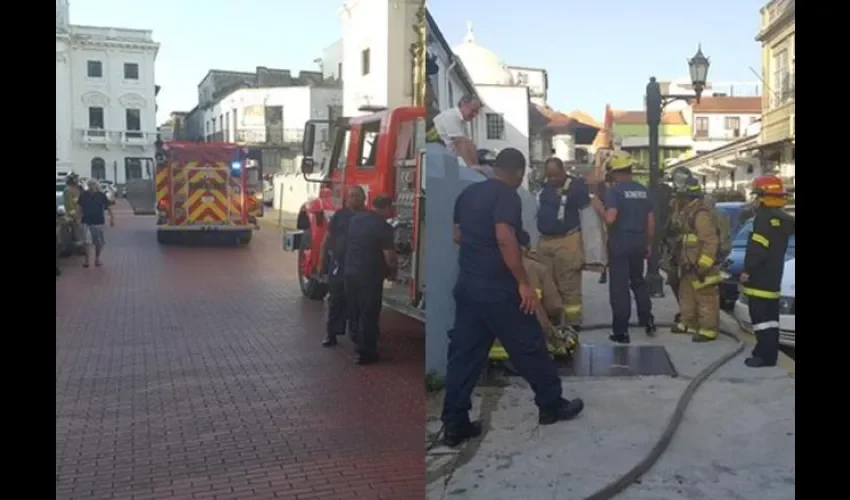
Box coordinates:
[758,0,794,41]
[77,128,156,149]
[760,100,795,147]
[234,128,304,147]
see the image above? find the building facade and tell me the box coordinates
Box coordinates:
[339,0,420,117]
[757,0,795,184]
[425,12,480,141]
[195,86,342,174]
[610,109,692,169]
[56,0,160,183]
[688,96,762,154]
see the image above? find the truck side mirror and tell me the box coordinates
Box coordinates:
[301,157,315,175]
[302,123,316,157]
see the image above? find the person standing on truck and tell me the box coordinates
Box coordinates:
[318,186,367,348]
[432,95,487,174]
[739,175,795,368]
[77,178,115,268]
[589,151,656,344]
[536,157,591,331]
[441,148,584,448]
[343,194,397,365]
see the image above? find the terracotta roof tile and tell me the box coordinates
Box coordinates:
[612,110,686,126]
[692,96,761,113]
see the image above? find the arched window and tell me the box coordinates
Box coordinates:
[90,157,106,180]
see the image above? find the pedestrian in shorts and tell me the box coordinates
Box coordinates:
[77,179,114,268]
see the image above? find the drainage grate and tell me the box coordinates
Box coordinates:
[558,344,677,377]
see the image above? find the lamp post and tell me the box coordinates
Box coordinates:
[644,46,710,298]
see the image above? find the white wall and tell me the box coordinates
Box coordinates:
[340,0,418,117]
[475,85,531,183]
[692,112,761,153]
[201,86,342,143]
[322,39,343,80]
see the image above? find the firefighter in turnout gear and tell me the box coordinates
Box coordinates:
[671,177,723,342]
[489,231,577,359]
[662,182,692,324]
[536,157,591,330]
[62,173,84,252]
[740,175,795,368]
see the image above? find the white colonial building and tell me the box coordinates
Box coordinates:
[339,0,421,117]
[686,95,762,154]
[56,0,160,184]
[449,24,531,168]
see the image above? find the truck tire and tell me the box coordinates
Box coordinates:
[298,229,328,300]
[157,230,171,245]
[237,230,253,245]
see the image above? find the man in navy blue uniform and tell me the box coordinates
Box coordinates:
[344,194,397,365]
[318,186,366,347]
[590,151,656,344]
[441,148,585,447]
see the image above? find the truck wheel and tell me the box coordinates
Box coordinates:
[237,230,253,245]
[298,229,328,300]
[157,230,171,245]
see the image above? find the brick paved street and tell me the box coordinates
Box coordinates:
[56,205,425,500]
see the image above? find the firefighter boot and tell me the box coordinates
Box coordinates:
[443,420,483,448]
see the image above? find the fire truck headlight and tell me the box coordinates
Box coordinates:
[231,161,242,176]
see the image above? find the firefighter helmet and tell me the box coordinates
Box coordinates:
[683,176,704,198]
[751,174,787,208]
[608,151,636,171]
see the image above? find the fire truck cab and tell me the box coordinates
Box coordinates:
[285,106,426,321]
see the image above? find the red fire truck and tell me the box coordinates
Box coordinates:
[154,141,263,245]
[285,107,426,320]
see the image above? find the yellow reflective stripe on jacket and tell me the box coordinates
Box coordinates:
[751,233,770,248]
[692,273,723,289]
[564,304,582,314]
[426,126,441,141]
[697,254,714,268]
[682,233,699,244]
[741,286,780,299]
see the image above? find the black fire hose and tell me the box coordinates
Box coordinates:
[579,321,745,500]
[427,321,746,500]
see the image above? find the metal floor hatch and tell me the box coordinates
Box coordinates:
[559,344,677,377]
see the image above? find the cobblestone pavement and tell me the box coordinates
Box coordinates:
[56,204,425,500]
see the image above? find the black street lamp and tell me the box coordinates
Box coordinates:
[644,45,710,298]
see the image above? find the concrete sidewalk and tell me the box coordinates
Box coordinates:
[257,207,298,230]
[427,272,795,500]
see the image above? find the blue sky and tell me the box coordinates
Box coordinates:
[70,0,343,124]
[71,0,764,125]
[428,0,765,120]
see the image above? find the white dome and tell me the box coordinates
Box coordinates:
[451,23,515,86]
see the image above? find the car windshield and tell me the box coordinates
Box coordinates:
[732,220,795,248]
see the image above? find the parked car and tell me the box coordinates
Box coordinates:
[734,257,795,347]
[263,180,275,206]
[719,218,795,309]
[713,202,750,236]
